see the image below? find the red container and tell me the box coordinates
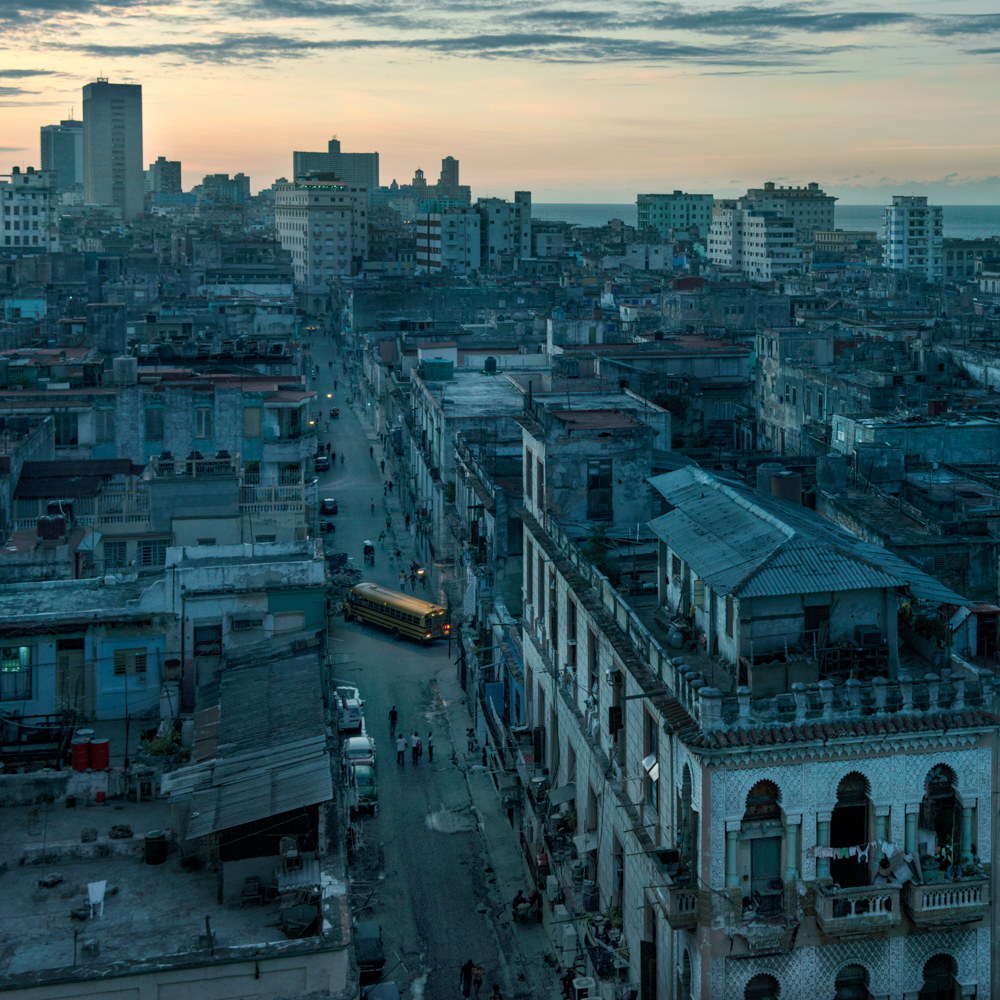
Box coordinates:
[95,790,106,804]
[71,737,91,771]
[89,738,110,771]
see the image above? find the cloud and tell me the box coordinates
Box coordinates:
[0,68,59,77]
[0,84,38,95]
[0,145,28,151]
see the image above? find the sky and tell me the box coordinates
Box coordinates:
[1,0,999,203]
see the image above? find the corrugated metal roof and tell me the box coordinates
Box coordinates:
[163,648,332,839]
[648,467,968,604]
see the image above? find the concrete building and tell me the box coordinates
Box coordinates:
[39,119,83,190]
[477,192,532,264]
[741,180,836,242]
[943,237,1000,280]
[647,465,995,999]
[146,155,182,195]
[636,191,714,238]
[198,173,249,205]
[82,78,144,219]
[814,229,878,253]
[415,207,481,275]
[1,166,60,255]
[292,135,379,190]
[275,174,368,299]
[882,195,944,282]
[708,208,803,279]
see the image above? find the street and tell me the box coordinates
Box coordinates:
[308,336,525,999]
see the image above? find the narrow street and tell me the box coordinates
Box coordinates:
[307,335,528,999]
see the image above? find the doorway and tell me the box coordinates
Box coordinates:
[830,772,870,887]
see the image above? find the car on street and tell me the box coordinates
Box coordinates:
[320,498,338,516]
[350,765,378,813]
[344,734,376,767]
[337,695,363,733]
[329,407,340,419]
[353,921,385,974]
[335,684,364,705]
[314,453,330,472]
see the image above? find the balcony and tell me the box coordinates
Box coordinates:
[665,884,698,930]
[904,877,989,926]
[815,882,900,938]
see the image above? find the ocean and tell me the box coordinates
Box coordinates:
[533,203,1000,241]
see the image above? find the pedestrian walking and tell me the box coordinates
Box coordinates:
[472,962,484,998]
[334,379,338,391]
[326,442,331,454]
[369,445,374,459]
[399,570,407,591]
[467,728,476,753]
[420,572,427,591]
[387,480,393,494]
[340,454,345,465]
[371,498,376,515]
[396,734,406,765]
[489,985,502,1000]
[459,960,474,999]
[380,459,385,474]
[416,734,423,761]
[409,570,416,589]
[389,706,398,737]
[427,731,433,763]
[384,482,388,497]
[411,731,419,765]
[405,512,411,529]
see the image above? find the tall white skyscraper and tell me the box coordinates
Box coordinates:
[882,195,943,281]
[82,78,144,219]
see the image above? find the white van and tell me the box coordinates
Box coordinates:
[337,695,363,733]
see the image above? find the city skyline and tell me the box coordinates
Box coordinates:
[1,0,999,202]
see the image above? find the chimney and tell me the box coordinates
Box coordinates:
[699,687,723,735]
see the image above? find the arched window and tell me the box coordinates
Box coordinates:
[745,973,779,1000]
[831,772,871,887]
[920,765,961,865]
[742,781,783,915]
[918,954,957,1000]
[834,964,870,1000]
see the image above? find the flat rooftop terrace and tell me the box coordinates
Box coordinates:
[0,796,341,986]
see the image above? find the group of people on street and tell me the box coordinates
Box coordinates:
[391,710,434,765]
[460,960,500,999]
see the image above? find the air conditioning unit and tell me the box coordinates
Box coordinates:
[560,925,579,968]
[546,874,561,904]
[573,976,596,999]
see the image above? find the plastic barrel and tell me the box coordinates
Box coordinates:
[89,738,110,771]
[144,830,168,865]
[71,736,91,772]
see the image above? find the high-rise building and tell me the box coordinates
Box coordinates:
[739,181,836,242]
[708,207,803,279]
[39,119,83,190]
[637,191,714,238]
[292,137,379,190]
[1,166,60,254]
[198,173,250,205]
[415,207,481,275]
[476,192,532,265]
[275,174,368,294]
[147,156,182,195]
[82,78,143,219]
[882,195,943,281]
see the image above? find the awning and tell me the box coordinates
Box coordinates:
[548,783,576,807]
[573,832,598,855]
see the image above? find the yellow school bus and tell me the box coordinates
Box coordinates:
[342,582,450,642]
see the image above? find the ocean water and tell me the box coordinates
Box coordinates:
[533,203,1000,241]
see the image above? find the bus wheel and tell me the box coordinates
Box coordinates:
[344,611,353,622]
[391,627,401,641]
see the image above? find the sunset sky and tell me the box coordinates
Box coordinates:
[1,0,999,202]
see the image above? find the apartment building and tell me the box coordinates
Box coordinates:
[415,207,481,275]
[274,174,368,298]
[292,136,379,190]
[1,167,60,254]
[39,120,83,190]
[477,192,532,264]
[637,191,714,238]
[742,181,837,242]
[82,78,144,220]
[648,465,995,999]
[882,196,944,282]
[708,209,803,279]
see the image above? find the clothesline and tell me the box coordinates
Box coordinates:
[808,838,903,860]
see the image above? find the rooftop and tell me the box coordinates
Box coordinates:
[0,578,155,623]
[550,409,643,432]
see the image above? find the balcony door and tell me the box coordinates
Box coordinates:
[831,772,870,887]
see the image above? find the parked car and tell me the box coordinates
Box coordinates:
[354,920,385,972]
[314,453,330,472]
[320,498,338,516]
[335,684,364,705]
[351,765,378,812]
[344,735,376,767]
[329,407,340,419]
[337,696,363,733]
